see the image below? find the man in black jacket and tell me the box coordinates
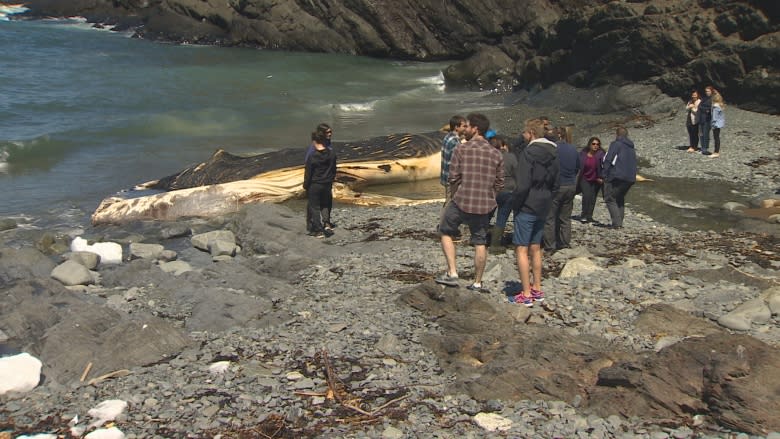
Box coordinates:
[602,126,637,228]
[303,131,337,238]
[511,119,559,307]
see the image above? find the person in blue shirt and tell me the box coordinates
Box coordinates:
[710,91,726,158]
[543,126,580,251]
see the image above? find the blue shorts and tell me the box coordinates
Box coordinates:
[438,202,490,245]
[513,211,544,246]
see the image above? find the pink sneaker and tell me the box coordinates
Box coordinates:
[530,288,545,302]
[512,293,534,307]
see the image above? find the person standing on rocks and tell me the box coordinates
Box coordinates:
[710,91,726,158]
[575,136,605,223]
[602,126,637,229]
[441,115,467,203]
[511,118,559,306]
[435,113,504,291]
[698,86,715,156]
[543,126,580,252]
[489,134,517,253]
[303,130,337,238]
[305,123,336,231]
[685,90,701,153]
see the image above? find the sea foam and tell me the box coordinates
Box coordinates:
[0,4,28,21]
[334,101,378,112]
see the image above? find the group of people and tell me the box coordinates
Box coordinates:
[301,114,639,305]
[435,113,638,307]
[685,85,726,157]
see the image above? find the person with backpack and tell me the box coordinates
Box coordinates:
[602,126,637,228]
[510,119,559,307]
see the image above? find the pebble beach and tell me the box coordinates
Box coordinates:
[1,102,779,438]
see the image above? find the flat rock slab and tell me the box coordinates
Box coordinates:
[1,279,191,384]
[399,283,780,434]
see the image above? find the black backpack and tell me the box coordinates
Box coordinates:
[525,149,557,189]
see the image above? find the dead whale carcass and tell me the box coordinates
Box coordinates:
[91,132,445,225]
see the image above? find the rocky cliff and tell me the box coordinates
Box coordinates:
[20,0,779,113]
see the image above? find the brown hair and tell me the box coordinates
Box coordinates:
[525,118,546,139]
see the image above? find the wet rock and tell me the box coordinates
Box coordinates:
[129,242,164,260]
[51,260,94,286]
[65,251,101,270]
[0,247,56,283]
[0,218,17,231]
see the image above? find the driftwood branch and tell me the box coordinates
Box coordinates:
[87,369,131,386]
[293,349,409,419]
[80,362,93,382]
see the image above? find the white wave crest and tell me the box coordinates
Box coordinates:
[653,194,707,210]
[0,4,29,21]
[417,72,445,85]
[333,101,377,113]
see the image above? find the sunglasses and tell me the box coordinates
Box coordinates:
[591,142,600,145]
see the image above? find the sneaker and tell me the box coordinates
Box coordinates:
[307,231,325,238]
[710,153,720,158]
[701,150,711,156]
[512,293,534,307]
[435,273,459,287]
[530,288,545,302]
[466,283,489,293]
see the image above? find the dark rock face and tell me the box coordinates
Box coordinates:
[19,0,779,113]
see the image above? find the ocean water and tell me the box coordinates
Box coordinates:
[0,15,504,225]
[0,10,761,234]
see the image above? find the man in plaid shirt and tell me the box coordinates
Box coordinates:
[435,113,504,292]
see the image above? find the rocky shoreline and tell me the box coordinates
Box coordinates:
[1,105,780,438]
[16,0,779,114]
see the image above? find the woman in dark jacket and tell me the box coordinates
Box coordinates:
[303,131,337,237]
[576,136,605,223]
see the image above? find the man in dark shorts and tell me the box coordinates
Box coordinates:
[435,113,504,292]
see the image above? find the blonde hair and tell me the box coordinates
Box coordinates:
[712,92,726,107]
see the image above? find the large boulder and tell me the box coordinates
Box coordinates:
[0,279,191,384]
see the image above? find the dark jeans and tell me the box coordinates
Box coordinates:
[603,179,634,228]
[686,122,699,149]
[579,179,602,221]
[713,127,721,153]
[306,182,333,233]
[495,191,514,230]
[699,121,711,152]
[543,184,576,250]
